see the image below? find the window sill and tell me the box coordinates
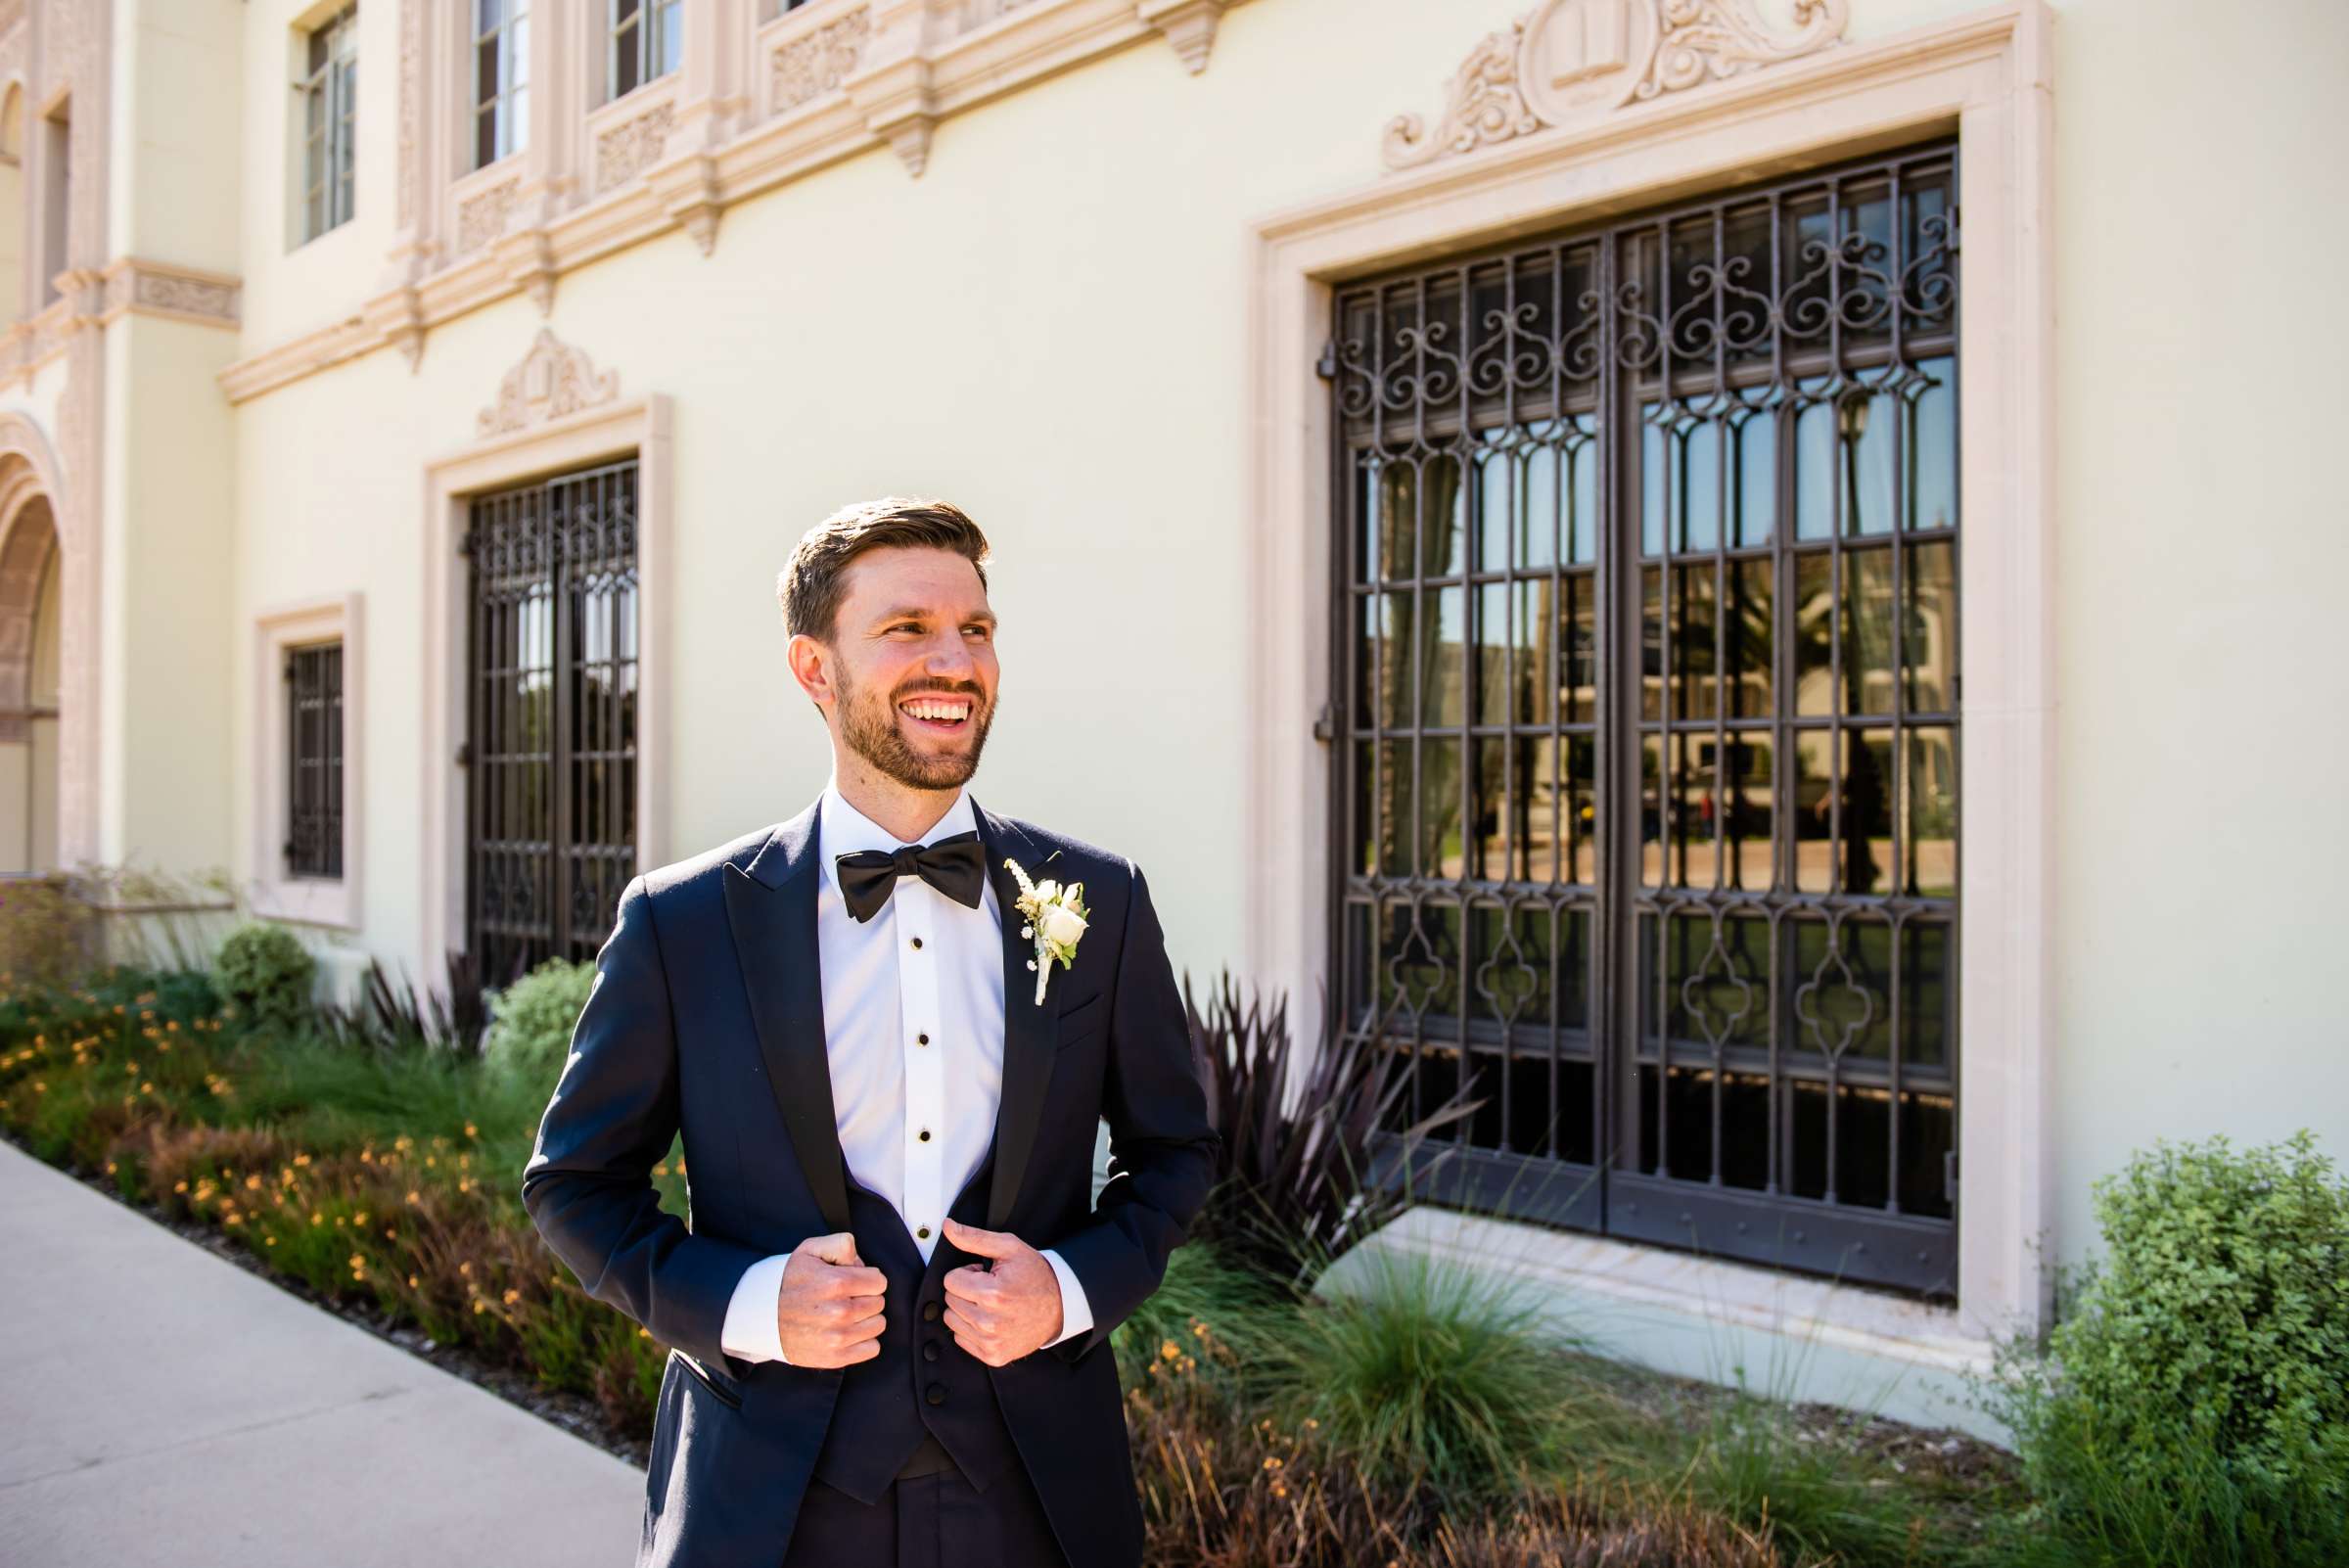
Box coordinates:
[1355,1203,1997,1381]
[250,875,357,932]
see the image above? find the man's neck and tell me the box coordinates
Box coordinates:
[830,761,965,845]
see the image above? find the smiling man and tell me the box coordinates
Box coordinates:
[522,496,1220,1568]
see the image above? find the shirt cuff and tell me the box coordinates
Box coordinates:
[1038,1246,1092,1349]
[719,1252,794,1364]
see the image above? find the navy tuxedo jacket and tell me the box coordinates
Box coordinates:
[520,795,1219,1568]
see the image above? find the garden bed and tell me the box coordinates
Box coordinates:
[14,953,2330,1568]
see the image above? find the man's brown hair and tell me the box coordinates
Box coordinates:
[777,496,991,643]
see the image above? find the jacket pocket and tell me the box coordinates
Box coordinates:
[1056,990,1108,1046]
[670,1347,744,1409]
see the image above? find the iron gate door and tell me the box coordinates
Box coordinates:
[1330,141,1961,1296]
[462,458,641,988]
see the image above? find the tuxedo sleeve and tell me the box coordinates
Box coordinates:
[522,873,770,1379]
[1045,862,1220,1363]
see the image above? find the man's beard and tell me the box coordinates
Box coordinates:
[838,663,993,791]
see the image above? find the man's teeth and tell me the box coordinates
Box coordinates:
[899,699,970,722]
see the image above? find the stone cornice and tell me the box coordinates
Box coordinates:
[95,256,243,330]
[220,0,1256,405]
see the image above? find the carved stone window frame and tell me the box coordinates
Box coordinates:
[252,592,364,930]
[417,334,671,971]
[1243,0,2055,1357]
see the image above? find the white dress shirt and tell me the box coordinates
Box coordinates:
[718,779,1092,1363]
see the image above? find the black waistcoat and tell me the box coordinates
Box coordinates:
[808,1151,1020,1505]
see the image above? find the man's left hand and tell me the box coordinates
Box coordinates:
[939,1218,1062,1366]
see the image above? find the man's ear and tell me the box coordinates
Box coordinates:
[786,631,833,710]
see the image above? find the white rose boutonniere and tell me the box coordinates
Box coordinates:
[1004,856,1088,1005]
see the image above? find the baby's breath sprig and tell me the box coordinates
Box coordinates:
[1003,855,1090,1005]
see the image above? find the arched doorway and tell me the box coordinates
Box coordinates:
[0,486,60,872]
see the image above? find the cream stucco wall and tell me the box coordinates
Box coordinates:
[236,0,396,349]
[207,0,2349,1382]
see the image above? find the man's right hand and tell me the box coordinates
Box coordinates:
[777,1231,887,1367]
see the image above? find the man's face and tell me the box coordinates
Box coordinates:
[814,545,998,791]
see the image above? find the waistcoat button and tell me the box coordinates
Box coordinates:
[925,1383,946,1407]
[921,1299,943,1322]
[922,1342,941,1362]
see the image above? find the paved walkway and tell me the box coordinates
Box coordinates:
[0,1137,644,1567]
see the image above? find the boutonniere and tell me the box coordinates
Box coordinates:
[1003,855,1088,1005]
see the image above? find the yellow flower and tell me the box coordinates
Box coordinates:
[348,1254,365,1269]
[408,1274,420,1288]
[464,1123,477,1137]
[501,1289,520,1306]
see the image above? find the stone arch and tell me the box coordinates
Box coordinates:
[0,412,82,870]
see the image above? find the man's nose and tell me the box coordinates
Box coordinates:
[922,632,979,679]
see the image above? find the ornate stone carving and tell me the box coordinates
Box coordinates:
[958,0,1039,29]
[772,5,870,115]
[1386,0,1848,169]
[457,179,520,254]
[1136,0,1229,74]
[1381,18,1540,168]
[134,269,240,324]
[396,0,420,225]
[476,328,620,438]
[97,259,241,326]
[1635,0,1847,101]
[597,102,674,194]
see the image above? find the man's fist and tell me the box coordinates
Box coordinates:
[777,1230,887,1368]
[939,1218,1063,1367]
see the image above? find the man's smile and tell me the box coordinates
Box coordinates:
[898,694,975,732]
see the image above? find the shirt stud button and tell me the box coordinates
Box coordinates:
[918,1129,932,1142]
[909,937,923,950]
[917,1033,929,1045]
[916,1225,931,1239]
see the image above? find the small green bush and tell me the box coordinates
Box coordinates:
[484,955,596,1089]
[1982,1128,2349,1568]
[213,921,317,1036]
[1267,1247,1588,1504]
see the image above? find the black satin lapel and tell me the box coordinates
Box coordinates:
[978,806,1059,1231]
[721,833,852,1234]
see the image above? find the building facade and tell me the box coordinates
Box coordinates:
[7,0,2344,1435]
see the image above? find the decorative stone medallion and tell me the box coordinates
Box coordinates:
[476,328,621,438]
[1386,0,1850,169]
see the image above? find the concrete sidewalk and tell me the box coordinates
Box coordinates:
[0,1137,644,1567]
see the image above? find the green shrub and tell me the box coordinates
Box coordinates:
[1267,1246,1589,1504]
[213,921,317,1036]
[1981,1129,2349,1568]
[484,956,596,1089]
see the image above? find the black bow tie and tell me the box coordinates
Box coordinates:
[833,830,988,923]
